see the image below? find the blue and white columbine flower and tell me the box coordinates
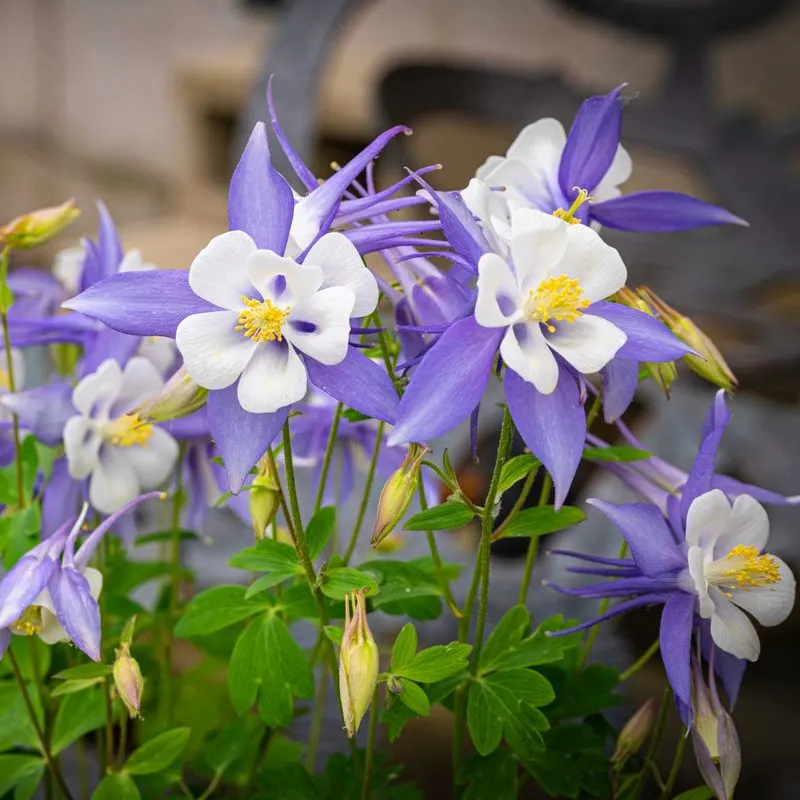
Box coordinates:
[64,357,178,514]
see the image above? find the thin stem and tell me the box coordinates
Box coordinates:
[619,639,661,683]
[659,727,688,800]
[8,650,75,800]
[164,447,185,726]
[585,391,603,431]
[516,470,550,606]
[305,661,328,772]
[116,716,128,768]
[103,677,114,774]
[197,770,223,800]
[491,465,540,542]
[343,421,385,565]
[419,484,461,618]
[361,690,379,800]
[244,728,273,797]
[632,688,671,800]
[313,402,343,514]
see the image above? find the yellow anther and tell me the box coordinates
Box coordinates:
[12,606,43,636]
[707,545,781,592]
[526,274,589,333]
[553,188,591,224]
[235,296,291,343]
[106,413,154,447]
[0,369,9,392]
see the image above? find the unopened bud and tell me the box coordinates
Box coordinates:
[338,589,379,738]
[0,199,80,250]
[612,697,656,764]
[249,465,280,541]
[134,366,208,424]
[638,287,737,392]
[371,444,427,547]
[113,643,144,719]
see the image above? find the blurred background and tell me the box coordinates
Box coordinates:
[3,0,800,796]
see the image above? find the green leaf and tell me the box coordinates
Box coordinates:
[245,571,300,597]
[494,505,585,539]
[174,585,267,638]
[274,583,317,623]
[674,789,714,800]
[361,559,445,609]
[92,772,141,800]
[125,727,191,775]
[583,445,651,462]
[13,764,43,800]
[229,538,303,574]
[0,755,44,797]
[53,663,113,681]
[498,454,540,494]
[461,751,518,800]
[306,506,336,560]
[0,505,40,570]
[394,642,472,683]
[323,625,343,646]
[545,663,620,719]
[228,617,266,715]
[391,623,418,670]
[6,636,50,682]
[51,678,105,697]
[479,605,530,672]
[51,687,107,754]
[397,679,430,716]
[133,529,201,548]
[319,567,379,600]
[404,500,475,531]
[0,682,42,751]
[342,408,371,423]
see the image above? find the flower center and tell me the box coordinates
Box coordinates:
[552,188,591,224]
[12,606,43,636]
[525,274,589,333]
[706,545,781,593]
[104,413,154,447]
[236,296,291,343]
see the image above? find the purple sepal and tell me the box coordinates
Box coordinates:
[600,359,639,423]
[505,369,584,509]
[42,458,82,538]
[587,499,685,577]
[63,271,217,338]
[80,328,141,377]
[659,590,695,712]
[699,620,746,709]
[591,190,747,232]
[8,268,65,318]
[267,78,318,192]
[395,298,425,363]
[559,86,623,198]
[589,302,694,362]
[2,381,75,446]
[680,390,730,522]
[207,386,287,493]
[0,628,9,659]
[80,201,123,291]
[229,122,294,253]
[162,410,209,441]
[548,592,672,636]
[711,474,800,507]
[387,316,502,446]
[48,564,102,661]
[305,348,399,425]
[9,314,100,348]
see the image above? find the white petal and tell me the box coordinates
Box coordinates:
[89,446,140,514]
[475,254,522,328]
[176,311,257,391]
[685,490,732,551]
[546,315,626,375]
[114,356,165,413]
[558,223,627,303]
[189,230,257,310]
[54,246,86,294]
[246,250,323,306]
[284,287,354,365]
[137,336,178,375]
[505,118,567,170]
[303,233,378,318]
[83,567,104,601]
[236,342,307,414]
[712,494,769,559]
[500,323,559,394]
[709,588,761,661]
[119,249,155,273]
[125,427,179,489]
[475,155,506,182]
[64,417,102,479]
[509,208,568,289]
[594,144,632,202]
[72,359,122,420]
[686,544,714,618]
[461,179,513,257]
[483,159,554,212]
[38,608,68,644]
[729,556,795,627]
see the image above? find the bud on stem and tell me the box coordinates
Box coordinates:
[371,444,428,547]
[249,460,281,541]
[113,642,144,719]
[612,697,656,765]
[133,366,208,424]
[0,199,80,250]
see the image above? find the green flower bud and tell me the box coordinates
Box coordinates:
[113,643,144,719]
[338,589,379,738]
[249,468,281,541]
[611,697,656,764]
[134,366,208,424]
[0,199,80,250]
[371,444,427,547]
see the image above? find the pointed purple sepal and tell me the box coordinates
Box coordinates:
[79,201,123,291]
[659,590,696,711]
[600,358,639,423]
[2,381,75,447]
[267,78,318,192]
[48,564,101,661]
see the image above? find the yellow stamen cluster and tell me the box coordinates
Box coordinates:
[235,296,291,343]
[553,188,591,224]
[106,413,154,447]
[527,275,589,333]
[12,606,43,636]
[707,545,781,592]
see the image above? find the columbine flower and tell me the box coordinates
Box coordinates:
[0,494,159,660]
[63,357,178,514]
[388,191,691,506]
[65,122,400,491]
[464,86,745,233]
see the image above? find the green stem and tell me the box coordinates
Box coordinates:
[516,470,550,605]
[164,447,185,725]
[418,483,461,618]
[305,662,328,772]
[313,402,343,514]
[659,727,688,800]
[244,728,273,797]
[619,639,661,683]
[632,688,671,800]
[361,690,379,800]
[585,392,603,431]
[8,650,75,800]
[197,770,223,800]
[103,677,114,774]
[116,716,128,769]
[342,421,385,565]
